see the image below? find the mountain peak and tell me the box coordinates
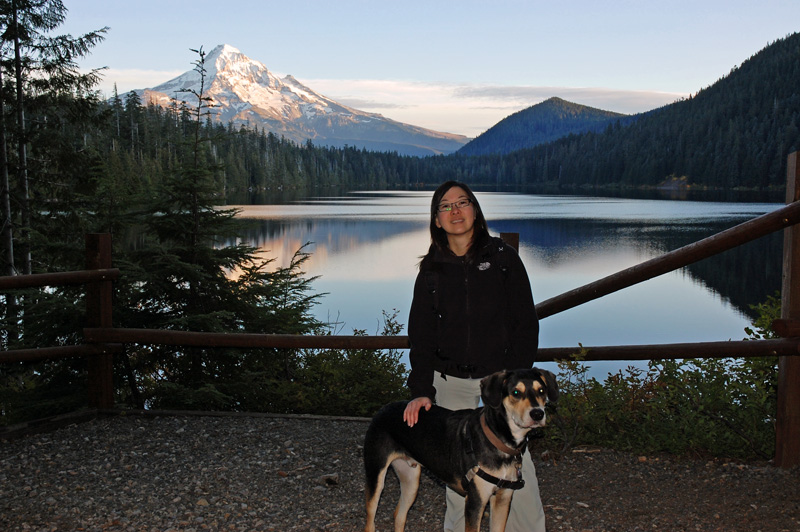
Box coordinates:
[208,43,241,58]
[458,97,627,156]
[206,44,258,75]
[133,45,468,156]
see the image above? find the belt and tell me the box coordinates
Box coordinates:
[456,364,480,375]
[434,362,489,379]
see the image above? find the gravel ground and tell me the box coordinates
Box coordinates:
[1,412,799,532]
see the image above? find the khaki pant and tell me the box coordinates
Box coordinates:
[433,372,546,532]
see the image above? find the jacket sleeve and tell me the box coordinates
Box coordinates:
[407,270,438,400]
[505,249,539,369]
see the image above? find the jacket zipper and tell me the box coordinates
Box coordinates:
[463,260,471,357]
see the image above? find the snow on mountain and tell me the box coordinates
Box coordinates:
[136,44,468,156]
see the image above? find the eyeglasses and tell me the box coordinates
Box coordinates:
[437,199,473,213]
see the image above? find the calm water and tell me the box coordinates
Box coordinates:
[230,191,783,377]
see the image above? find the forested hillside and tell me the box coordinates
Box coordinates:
[94,32,800,193]
[458,97,628,156]
[98,91,418,192]
[501,32,800,189]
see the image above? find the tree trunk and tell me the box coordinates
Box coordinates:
[12,0,31,275]
[0,65,14,276]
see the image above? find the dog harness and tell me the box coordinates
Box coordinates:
[463,414,526,491]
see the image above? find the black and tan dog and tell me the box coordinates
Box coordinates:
[363,368,558,532]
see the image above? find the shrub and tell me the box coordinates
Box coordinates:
[546,295,779,461]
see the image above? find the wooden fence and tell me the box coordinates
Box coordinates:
[2,153,800,468]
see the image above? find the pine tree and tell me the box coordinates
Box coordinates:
[0,0,107,382]
[114,48,323,410]
[0,0,106,275]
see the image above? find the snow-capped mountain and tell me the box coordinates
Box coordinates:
[136,44,468,156]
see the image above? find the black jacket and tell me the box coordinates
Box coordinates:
[407,236,539,400]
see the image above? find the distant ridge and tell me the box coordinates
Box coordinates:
[427,33,800,191]
[458,97,627,156]
[133,44,469,157]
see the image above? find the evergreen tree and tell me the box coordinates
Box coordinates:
[0,1,108,421]
[113,48,324,410]
[0,0,106,276]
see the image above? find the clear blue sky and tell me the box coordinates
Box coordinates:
[61,0,800,137]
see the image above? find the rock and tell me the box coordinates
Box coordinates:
[319,473,339,486]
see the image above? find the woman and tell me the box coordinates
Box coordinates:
[403,181,545,532]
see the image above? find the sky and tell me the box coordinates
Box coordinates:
[60,0,800,138]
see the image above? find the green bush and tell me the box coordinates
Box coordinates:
[293,310,410,417]
[169,310,409,417]
[546,295,779,461]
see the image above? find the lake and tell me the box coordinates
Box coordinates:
[229,190,783,378]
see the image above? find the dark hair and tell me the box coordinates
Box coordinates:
[421,181,490,267]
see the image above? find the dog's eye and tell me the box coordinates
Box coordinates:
[511,389,521,397]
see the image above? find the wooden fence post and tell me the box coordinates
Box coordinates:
[776,152,800,468]
[85,233,114,409]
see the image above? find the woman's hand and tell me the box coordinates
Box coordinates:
[403,396,432,427]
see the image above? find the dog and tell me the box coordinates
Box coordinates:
[363,368,558,532]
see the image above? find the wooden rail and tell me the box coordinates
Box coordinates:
[3,155,800,467]
[83,327,410,350]
[0,268,119,290]
[535,200,800,319]
[0,343,123,364]
[80,327,800,361]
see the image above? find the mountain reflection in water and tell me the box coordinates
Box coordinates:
[229,191,782,378]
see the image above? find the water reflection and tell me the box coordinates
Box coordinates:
[228,191,783,377]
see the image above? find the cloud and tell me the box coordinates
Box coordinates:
[95,68,185,95]
[453,85,687,114]
[334,98,409,110]
[94,69,688,138]
[304,78,687,137]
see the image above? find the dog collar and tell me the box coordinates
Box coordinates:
[480,413,526,458]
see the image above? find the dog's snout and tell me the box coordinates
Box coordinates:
[531,408,545,421]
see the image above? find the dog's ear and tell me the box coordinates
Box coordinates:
[480,370,509,409]
[538,369,559,403]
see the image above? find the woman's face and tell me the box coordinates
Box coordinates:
[435,186,476,238]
